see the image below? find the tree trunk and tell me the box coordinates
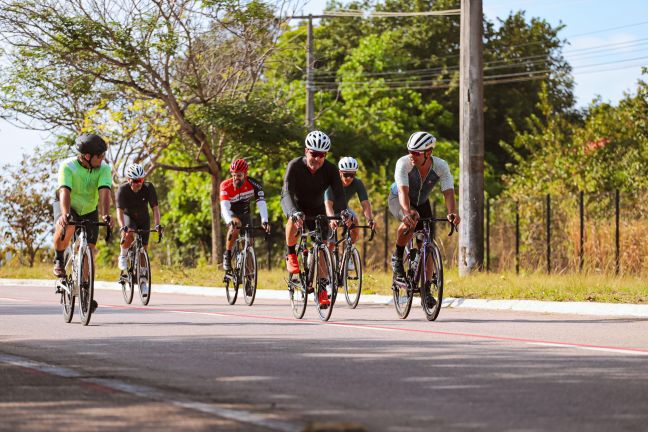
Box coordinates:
[210,168,222,266]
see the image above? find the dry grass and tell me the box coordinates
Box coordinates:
[2,262,647,304]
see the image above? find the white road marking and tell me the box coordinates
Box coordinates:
[0,353,303,432]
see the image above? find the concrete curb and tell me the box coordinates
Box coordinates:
[2,278,648,318]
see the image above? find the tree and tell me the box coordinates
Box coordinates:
[0,0,298,264]
[0,151,55,267]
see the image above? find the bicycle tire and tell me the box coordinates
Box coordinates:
[78,246,95,326]
[289,247,308,319]
[422,244,444,321]
[138,248,152,305]
[121,250,134,304]
[343,247,362,309]
[243,247,257,306]
[61,252,74,323]
[315,245,336,322]
[393,252,413,319]
[225,245,240,305]
[61,278,75,323]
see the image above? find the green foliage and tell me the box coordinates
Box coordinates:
[0,150,56,267]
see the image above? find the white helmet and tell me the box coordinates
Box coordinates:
[338,156,358,172]
[407,131,436,151]
[126,163,145,179]
[305,130,331,152]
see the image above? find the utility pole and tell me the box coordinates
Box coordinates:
[305,15,315,129]
[458,0,485,276]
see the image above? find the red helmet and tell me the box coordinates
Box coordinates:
[230,159,248,173]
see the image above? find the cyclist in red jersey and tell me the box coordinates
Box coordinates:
[220,159,270,271]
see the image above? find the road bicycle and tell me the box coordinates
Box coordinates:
[287,214,341,321]
[392,216,456,321]
[223,224,267,306]
[119,228,162,306]
[330,224,375,309]
[55,217,111,325]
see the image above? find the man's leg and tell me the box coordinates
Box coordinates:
[52,205,76,277]
[285,218,300,274]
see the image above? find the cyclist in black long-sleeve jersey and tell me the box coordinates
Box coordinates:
[281,131,349,305]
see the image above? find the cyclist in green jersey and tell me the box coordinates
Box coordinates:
[53,134,114,277]
[324,157,376,246]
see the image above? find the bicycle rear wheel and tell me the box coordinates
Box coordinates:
[78,246,95,326]
[392,252,413,319]
[243,247,257,306]
[315,245,336,322]
[421,244,443,321]
[288,248,308,319]
[225,246,240,305]
[343,247,362,309]
[137,248,152,305]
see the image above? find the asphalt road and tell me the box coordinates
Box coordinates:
[1,284,647,432]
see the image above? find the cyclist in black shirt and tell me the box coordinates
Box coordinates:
[116,163,162,271]
[281,131,349,286]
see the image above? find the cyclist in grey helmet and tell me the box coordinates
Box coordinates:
[388,131,460,280]
[53,133,114,278]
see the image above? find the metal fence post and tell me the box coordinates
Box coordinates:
[486,197,490,272]
[515,202,520,275]
[384,205,389,272]
[579,191,584,272]
[615,189,620,275]
[546,194,551,274]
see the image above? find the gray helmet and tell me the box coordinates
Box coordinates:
[126,163,145,179]
[75,133,107,155]
[338,156,358,172]
[407,132,436,151]
[305,130,331,152]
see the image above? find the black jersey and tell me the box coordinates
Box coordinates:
[280,156,347,216]
[116,182,158,220]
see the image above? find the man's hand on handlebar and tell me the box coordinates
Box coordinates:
[261,221,271,234]
[448,213,460,226]
[402,209,419,230]
[290,211,304,230]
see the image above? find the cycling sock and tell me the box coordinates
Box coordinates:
[55,250,64,262]
[287,245,296,255]
[395,245,405,260]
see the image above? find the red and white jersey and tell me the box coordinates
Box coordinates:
[219,177,267,223]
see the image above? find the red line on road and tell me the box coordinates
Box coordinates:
[4,295,648,355]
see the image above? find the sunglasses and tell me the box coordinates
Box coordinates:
[342,172,355,179]
[130,178,144,184]
[308,150,327,159]
[409,150,426,157]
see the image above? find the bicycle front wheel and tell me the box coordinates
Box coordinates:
[78,246,95,326]
[343,247,362,309]
[137,248,152,305]
[392,252,413,319]
[121,250,134,304]
[421,244,443,321]
[225,246,240,305]
[243,247,257,306]
[315,245,336,322]
[61,252,74,322]
[288,249,307,319]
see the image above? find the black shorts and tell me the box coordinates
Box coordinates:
[124,213,151,245]
[387,194,432,232]
[53,204,99,245]
[230,213,252,229]
[302,207,330,240]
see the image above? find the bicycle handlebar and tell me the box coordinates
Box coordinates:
[403,216,457,237]
[60,217,112,242]
[120,228,164,244]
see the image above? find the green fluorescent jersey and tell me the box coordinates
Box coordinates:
[57,157,112,215]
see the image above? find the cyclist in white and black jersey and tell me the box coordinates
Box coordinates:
[388,131,460,280]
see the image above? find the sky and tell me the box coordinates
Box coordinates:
[1,0,646,166]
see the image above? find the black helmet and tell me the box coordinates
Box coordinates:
[75,133,107,155]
